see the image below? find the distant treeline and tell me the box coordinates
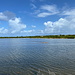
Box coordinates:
[0,35,75,39]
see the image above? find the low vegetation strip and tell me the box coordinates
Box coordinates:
[0,35,75,39]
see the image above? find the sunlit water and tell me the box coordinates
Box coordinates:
[0,38,75,75]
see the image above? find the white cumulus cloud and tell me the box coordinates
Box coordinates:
[44,15,75,34]
[0,11,15,21]
[21,29,35,33]
[0,27,8,34]
[9,18,26,33]
[0,12,8,21]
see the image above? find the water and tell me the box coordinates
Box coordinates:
[0,38,75,75]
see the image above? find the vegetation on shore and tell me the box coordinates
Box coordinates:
[0,35,75,39]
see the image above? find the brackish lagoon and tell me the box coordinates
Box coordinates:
[0,38,75,75]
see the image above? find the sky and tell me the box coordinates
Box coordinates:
[0,0,75,36]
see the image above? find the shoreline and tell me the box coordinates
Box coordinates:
[0,35,75,39]
[0,37,75,39]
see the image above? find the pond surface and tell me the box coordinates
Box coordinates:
[0,38,75,75]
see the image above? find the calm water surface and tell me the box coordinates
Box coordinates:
[0,38,75,75]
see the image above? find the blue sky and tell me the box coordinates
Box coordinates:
[0,0,75,36]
